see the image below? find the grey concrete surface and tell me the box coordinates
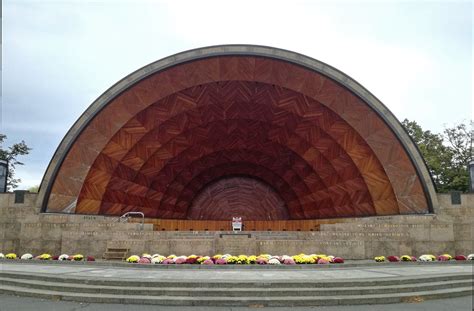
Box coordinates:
[0,262,471,282]
[0,294,472,311]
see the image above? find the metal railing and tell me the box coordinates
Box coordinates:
[118,212,144,230]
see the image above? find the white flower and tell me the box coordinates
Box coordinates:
[419,254,435,262]
[151,256,165,264]
[0,253,4,259]
[58,254,69,261]
[20,253,33,260]
[281,255,292,260]
[268,258,281,265]
[151,254,162,258]
[467,254,474,260]
[142,253,152,259]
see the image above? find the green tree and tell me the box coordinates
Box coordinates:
[0,134,32,190]
[442,122,472,191]
[27,185,40,193]
[402,119,472,192]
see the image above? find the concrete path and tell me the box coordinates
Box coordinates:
[0,294,472,311]
[0,262,471,282]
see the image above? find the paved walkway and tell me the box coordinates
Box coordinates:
[0,261,471,282]
[0,294,472,311]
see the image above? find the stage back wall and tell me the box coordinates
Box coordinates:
[39,45,437,229]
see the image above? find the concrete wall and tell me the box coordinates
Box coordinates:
[0,192,472,259]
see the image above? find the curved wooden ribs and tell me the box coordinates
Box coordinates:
[47,56,429,222]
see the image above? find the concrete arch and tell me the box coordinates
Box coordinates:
[38,44,437,219]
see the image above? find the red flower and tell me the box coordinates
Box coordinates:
[387,256,400,262]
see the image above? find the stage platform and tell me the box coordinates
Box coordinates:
[0,260,471,307]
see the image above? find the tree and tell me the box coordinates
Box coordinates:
[402,119,472,193]
[27,185,40,193]
[443,122,472,191]
[0,134,32,191]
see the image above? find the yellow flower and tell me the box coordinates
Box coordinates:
[197,256,210,263]
[126,255,140,263]
[39,253,52,260]
[5,253,17,259]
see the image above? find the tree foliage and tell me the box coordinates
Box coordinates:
[402,119,472,193]
[0,134,32,190]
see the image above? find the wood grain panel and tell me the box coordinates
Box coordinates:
[47,55,430,225]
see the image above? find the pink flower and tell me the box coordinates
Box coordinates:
[162,258,174,264]
[317,258,329,264]
[175,257,186,264]
[138,257,151,264]
[216,258,227,265]
[202,259,214,265]
[283,258,296,265]
[437,255,450,261]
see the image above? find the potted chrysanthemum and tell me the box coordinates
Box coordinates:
[20,253,33,260]
[374,256,386,262]
[126,255,140,263]
[58,254,69,261]
[72,254,84,261]
[419,254,436,262]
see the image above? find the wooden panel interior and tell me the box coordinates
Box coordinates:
[46,55,429,219]
[131,218,345,232]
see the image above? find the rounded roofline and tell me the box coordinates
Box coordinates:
[37,44,438,213]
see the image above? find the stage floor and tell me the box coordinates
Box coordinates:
[0,260,470,282]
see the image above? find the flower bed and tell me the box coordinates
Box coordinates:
[124,253,346,265]
[374,253,473,262]
[1,251,472,265]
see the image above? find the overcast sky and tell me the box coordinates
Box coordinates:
[1,0,472,189]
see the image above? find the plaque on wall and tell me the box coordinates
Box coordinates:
[450,191,462,205]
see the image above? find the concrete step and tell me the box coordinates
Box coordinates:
[105,248,129,252]
[0,276,470,297]
[0,284,471,306]
[0,271,471,288]
[102,248,128,261]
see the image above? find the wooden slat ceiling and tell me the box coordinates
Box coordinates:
[46,56,429,224]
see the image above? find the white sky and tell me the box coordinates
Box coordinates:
[1,0,473,189]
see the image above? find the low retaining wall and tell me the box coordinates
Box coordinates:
[0,193,472,259]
